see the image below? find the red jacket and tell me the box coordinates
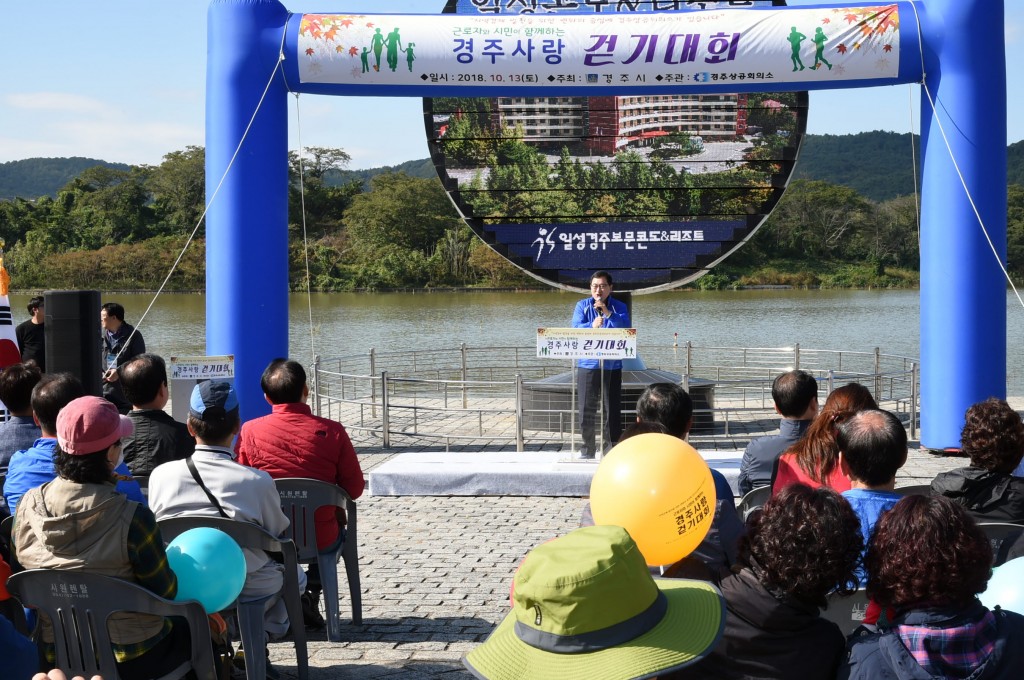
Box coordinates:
[236,402,364,549]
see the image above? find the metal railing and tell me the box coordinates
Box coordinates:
[310,343,919,451]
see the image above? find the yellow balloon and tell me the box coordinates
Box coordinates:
[590,433,717,567]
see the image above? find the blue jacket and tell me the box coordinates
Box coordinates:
[840,602,1024,679]
[738,418,812,496]
[571,296,630,370]
[0,613,37,680]
[3,437,144,515]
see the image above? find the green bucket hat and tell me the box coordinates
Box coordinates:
[463,525,725,680]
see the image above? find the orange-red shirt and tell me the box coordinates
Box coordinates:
[772,452,851,495]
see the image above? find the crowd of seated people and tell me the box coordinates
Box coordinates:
[0,355,364,680]
[6,359,1024,680]
[467,387,1024,679]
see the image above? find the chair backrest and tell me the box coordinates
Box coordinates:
[157,514,288,554]
[820,589,872,636]
[737,486,771,522]
[274,478,352,562]
[979,522,1024,567]
[893,484,932,497]
[8,569,217,680]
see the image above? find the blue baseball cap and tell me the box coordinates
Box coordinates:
[189,380,239,421]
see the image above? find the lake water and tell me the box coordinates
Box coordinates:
[12,289,1024,395]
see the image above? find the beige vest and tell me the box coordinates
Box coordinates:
[14,478,166,646]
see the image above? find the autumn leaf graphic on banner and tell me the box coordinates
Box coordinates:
[299,14,415,78]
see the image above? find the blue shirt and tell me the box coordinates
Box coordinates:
[3,437,145,515]
[842,487,902,586]
[571,296,631,370]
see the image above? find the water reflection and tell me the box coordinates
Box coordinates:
[11,289,1023,395]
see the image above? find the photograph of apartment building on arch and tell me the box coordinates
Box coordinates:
[422,92,806,290]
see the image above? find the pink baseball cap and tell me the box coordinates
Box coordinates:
[56,396,134,456]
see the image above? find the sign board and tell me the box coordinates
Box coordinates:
[537,327,637,359]
[298,5,902,88]
[169,355,235,423]
[419,0,814,292]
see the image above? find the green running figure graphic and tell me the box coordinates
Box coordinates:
[370,27,384,72]
[404,42,416,72]
[361,46,370,73]
[813,27,833,70]
[788,26,807,71]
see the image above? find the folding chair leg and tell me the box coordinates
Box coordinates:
[316,552,343,643]
[237,597,271,680]
[341,537,362,625]
[282,565,309,680]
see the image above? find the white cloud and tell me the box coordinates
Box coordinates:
[0,91,203,165]
[6,92,111,117]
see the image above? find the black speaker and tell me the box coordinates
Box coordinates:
[44,290,102,396]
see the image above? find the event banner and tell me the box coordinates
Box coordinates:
[537,327,638,360]
[297,5,901,88]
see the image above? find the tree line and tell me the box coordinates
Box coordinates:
[0,144,1022,291]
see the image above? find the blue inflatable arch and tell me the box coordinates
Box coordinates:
[206,0,1006,450]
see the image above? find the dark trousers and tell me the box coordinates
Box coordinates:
[576,366,622,457]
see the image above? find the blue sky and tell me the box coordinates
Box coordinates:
[1,1,1020,170]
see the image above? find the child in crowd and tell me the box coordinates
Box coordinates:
[931,398,1024,523]
[837,409,908,586]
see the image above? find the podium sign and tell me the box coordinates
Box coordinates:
[537,328,637,360]
[169,355,235,423]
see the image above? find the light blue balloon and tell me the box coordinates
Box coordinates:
[980,557,1024,614]
[166,527,246,613]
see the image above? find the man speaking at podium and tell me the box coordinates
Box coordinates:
[571,271,631,459]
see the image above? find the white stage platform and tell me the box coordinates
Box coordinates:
[368,449,743,498]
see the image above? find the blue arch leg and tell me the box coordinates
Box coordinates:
[206,0,290,420]
[919,0,1008,448]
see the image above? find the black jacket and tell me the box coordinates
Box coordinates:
[931,466,1024,524]
[101,322,145,414]
[738,419,811,496]
[839,602,1024,679]
[123,409,195,476]
[666,567,845,680]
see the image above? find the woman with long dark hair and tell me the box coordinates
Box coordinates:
[773,383,878,494]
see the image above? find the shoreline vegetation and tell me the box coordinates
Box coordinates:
[1,137,1021,293]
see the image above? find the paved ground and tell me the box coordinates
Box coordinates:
[265,400,1024,678]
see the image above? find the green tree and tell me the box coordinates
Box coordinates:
[54,166,155,247]
[761,180,873,258]
[1008,184,1024,278]
[288,146,360,238]
[865,195,919,268]
[343,172,462,256]
[146,146,206,235]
